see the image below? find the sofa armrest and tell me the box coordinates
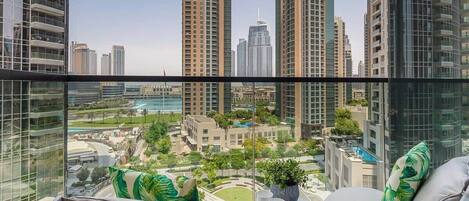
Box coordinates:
[325,188,382,201]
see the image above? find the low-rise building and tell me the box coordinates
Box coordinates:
[67,140,97,165]
[182,115,291,152]
[325,137,385,191]
[141,85,181,98]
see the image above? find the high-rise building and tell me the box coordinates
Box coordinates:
[182,0,232,115]
[464,1,469,77]
[276,0,335,139]
[232,50,236,77]
[70,42,89,74]
[237,39,248,77]
[363,0,462,181]
[70,42,97,75]
[1,0,68,200]
[334,17,347,108]
[357,60,365,78]
[101,53,112,75]
[247,14,273,77]
[345,35,353,102]
[88,49,97,75]
[112,45,125,75]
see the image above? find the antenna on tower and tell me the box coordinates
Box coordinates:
[257,8,261,22]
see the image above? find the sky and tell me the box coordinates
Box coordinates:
[70,0,366,76]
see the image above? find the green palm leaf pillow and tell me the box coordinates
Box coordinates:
[382,142,431,201]
[108,167,199,201]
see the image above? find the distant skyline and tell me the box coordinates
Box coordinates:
[70,0,366,75]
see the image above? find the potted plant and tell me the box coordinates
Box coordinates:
[258,159,308,201]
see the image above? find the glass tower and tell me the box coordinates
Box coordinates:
[1,0,68,200]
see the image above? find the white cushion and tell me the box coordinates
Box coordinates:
[414,157,469,201]
[325,188,382,201]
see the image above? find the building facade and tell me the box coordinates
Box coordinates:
[325,137,385,191]
[276,0,335,139]
[237,39,248,77]
[101,53,111,75]
[182,115,291,152]
[363,0,463,180]
[1,0,68,200]
[182,0,232,116]
[334,17,347,109]
[247,17,273,77]
[112,45,125,75]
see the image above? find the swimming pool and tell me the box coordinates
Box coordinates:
[233,121,254,128]
[352,147,378,164]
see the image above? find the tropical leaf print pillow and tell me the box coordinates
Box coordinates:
[382,142,431,201]
[108,167,199,201]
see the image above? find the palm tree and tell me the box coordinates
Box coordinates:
[88,112,95,124]
[128,109,136,124]
[102,111,107,123]
[142,109,148,127]
[115,111,122,124]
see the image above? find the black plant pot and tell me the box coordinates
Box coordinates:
[271,185,300,201]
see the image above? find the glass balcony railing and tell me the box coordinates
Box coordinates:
[2,71,469,201]
[31,15,65,27]
[31,52,65,60]
[32,0,65,11]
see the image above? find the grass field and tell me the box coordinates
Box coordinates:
[214,187,253,201]
[70,113,182,128]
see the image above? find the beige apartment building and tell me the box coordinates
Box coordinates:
[334,17,347,109]
[182,115,291,152]
[182,0,232,116]
[325,137,385,191]
[276,0,335,139]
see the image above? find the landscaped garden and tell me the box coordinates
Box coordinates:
[69,113,181,128]
[214,187,254,201]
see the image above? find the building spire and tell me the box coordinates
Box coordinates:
[257,8,261,22]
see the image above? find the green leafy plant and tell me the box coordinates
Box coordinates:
[258,159,308,189]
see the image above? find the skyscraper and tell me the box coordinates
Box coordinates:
[112,45,125,75]
[182,0,232,115]
[232,50,236,77]
[345,35,353,102]
[88,50,97,75]
[247,13,273,77]
[363,0,462,180]
[334,17,347,108]
[70,42,97,75]
[101,53,112,75]
[357,60,365,78]
[276,0,335,139]
[70,42,89,74]
[1,0,68,200]
[237,39,248,77]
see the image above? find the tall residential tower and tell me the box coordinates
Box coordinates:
[247,14,273,77]
[182,0,232,115]
[276,0,335,139]
[1,0,68,200]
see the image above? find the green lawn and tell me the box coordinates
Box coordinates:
[70,107,127,115]
[214,187,253,201]
[70,113,182,128]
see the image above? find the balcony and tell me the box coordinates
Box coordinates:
[31,0,65,16]
[3,69,469,201]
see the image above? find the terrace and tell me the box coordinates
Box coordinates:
[2,69,469,201]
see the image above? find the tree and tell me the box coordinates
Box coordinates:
[202,161,217,184]
[188,151,203,165]
[87,112,95,123]
[243,138,268,159]
[164,153,178,168]
[128,109,137,123]
[91,167,107,184]
[115,111,122,124]
[276,144,287,158]
[213,153,229,177]
[300,139,319,156]
[229,150,245,175]
[192,168,203,182]
[142,109,148,126]
[77,168,90,182]
[156,137,172,154]
[102,111,107,123]
[144,122,169,144]
[332,109,362,136]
